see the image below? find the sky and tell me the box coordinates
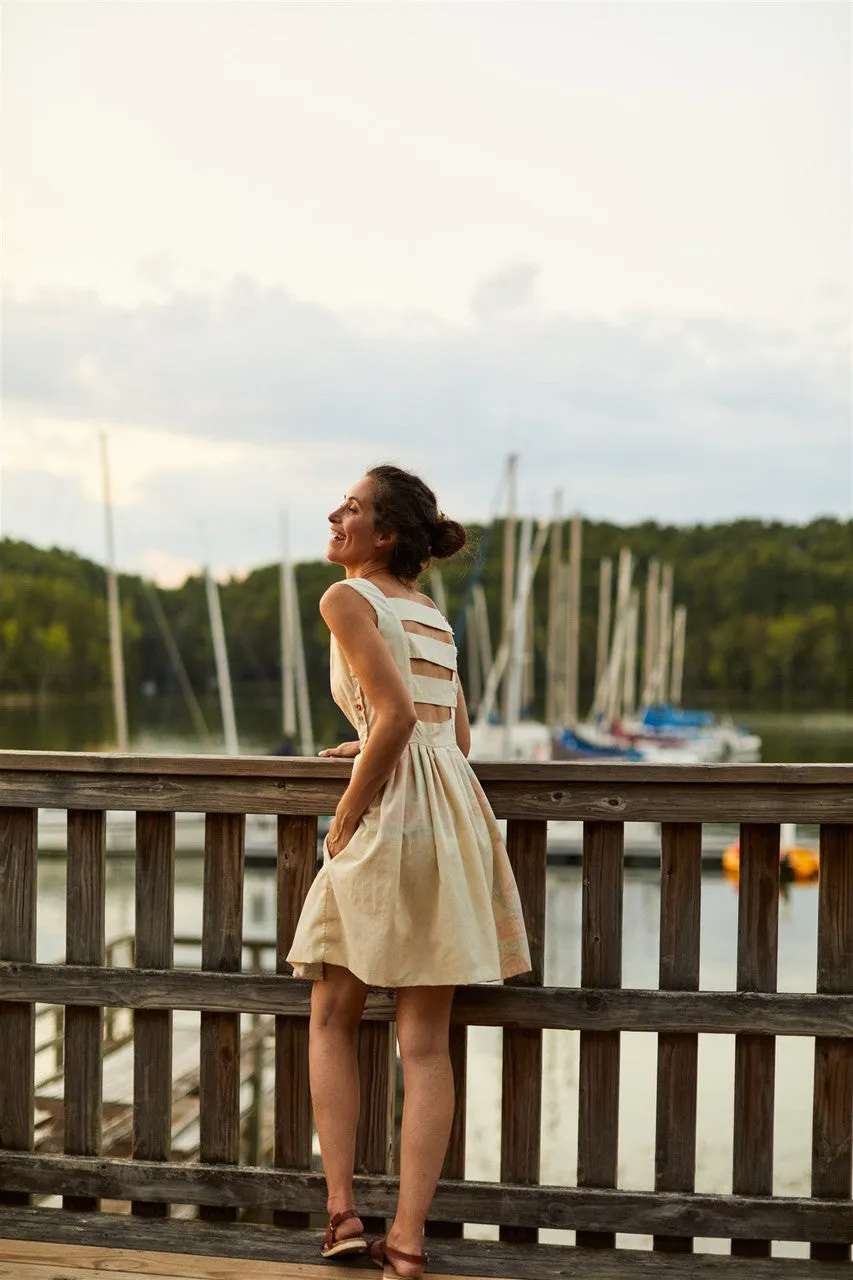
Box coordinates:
[2,1,850,584]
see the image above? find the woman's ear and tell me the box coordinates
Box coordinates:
[375,528,397,549]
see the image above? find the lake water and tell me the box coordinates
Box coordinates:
[2,694,853,763]
[32,851,823,1258]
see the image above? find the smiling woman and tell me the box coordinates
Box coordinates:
[286,463,530,1278]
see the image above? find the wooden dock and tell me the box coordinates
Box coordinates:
[1,751,852,1276]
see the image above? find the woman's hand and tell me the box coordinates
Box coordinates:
[326,805,360,857]
[318,741,361,758]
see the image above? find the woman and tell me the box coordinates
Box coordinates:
[287,464,531,1278]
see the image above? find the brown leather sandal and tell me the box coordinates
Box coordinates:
[368,1235,429,1278]
[320,1209,368,1259]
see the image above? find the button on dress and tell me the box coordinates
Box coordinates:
[287,578,532,987]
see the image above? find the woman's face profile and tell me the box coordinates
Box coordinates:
[326,475,384,567]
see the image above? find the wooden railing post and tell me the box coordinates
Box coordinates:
[274,814,317,1230]
[654,821,702,1253]
[811,823,853,1262]
[499,818,547,1243]
[132,811,175,1218]
[63,809,106,1212]
[0,807,37,1207]
[577,820,624,1249]
[199,812,245,1222]
[731,822,780,1258]
[356,1020,396,1237]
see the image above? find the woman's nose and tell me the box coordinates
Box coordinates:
[328,506,342,522]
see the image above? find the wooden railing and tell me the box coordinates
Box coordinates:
[0,751,852,1277]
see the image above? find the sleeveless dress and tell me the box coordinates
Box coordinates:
[287,578,532,988]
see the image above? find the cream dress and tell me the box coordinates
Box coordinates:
[287,578,531,988]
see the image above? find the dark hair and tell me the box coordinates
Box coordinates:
[367,464,467,581]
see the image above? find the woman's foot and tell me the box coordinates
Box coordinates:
[369,1230,428,1278]
[321,1208,367,1258]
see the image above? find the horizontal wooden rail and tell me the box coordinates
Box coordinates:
[2,963,851,1035]
[1,1153,852,1242]
[1,752,852,821]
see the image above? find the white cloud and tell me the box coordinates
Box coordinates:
[2,277,849,580]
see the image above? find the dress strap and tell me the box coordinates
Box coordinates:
[385,597,453,633]
[410,673,458,707]
[337,578,394,616]
[406,632,457,670]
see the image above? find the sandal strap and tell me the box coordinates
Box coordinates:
[383,1241,430,1267]
[325,1208,361,1246]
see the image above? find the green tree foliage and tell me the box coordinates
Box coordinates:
[1,518,850,721]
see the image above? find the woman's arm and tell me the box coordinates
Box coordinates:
[321,583,417,854]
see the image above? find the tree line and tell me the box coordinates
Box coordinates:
[1,516,850,738]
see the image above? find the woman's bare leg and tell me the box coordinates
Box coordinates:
[386,985,456,1274]
[310,964,368,1235]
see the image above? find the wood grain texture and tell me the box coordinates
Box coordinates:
[500,820,547,1243]
[4,964,852,1035]
[2,757,853,824]
[2,1233,853,1280]
[3,1208,853,1279]
[63,810,106,1213]
[732,823,779,1259]
[429,1023,467,1238]
[2,749,850,783]
[273,815,316,1230]
[132,812,175,1219]
[654,822,702,1254]
[3,1159,853,1242]
[199,813,245,1223]
[811,823,853,1262]
[0,808,37,1207]
[356,1020,396,1236]
[577,822,624,1250]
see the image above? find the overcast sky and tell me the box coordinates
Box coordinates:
[2,2,850,583]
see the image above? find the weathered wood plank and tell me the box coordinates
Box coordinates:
[812,823,853,1262]
[2,1228,853,1280]
[199,813,245,1223]
[500,819,547,1243]
[577,821,623,1250]
[2,1172,853,1244]
[274,814,316,1231]
[654,821,702,1254]
[63,810,106,1213]
[356,1021,396,1236]
[132,812,175,1218]
[3,964,853,1035]
[429,1023,467,1238]
[3,748,851,784]
[2,761,853,823]
[732,823,779,1259]
[0,808,37,1208]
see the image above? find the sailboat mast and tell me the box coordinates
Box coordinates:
[290,560,315,757]
[99,431,128,751]
[501,453,518,725]
[545,491,562,726]
[565,513,582,728]
[280,512,296,740]
[205,568,239,755]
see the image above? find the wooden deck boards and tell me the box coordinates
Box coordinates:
[1,1230,852,1280]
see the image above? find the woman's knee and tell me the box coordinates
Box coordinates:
[311,968,366,1033]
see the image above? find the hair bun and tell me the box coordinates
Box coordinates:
[430,515,467,559]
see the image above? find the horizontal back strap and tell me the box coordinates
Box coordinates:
[407,632,457,670]
[388,598,453,633]
[410,674,458,708]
